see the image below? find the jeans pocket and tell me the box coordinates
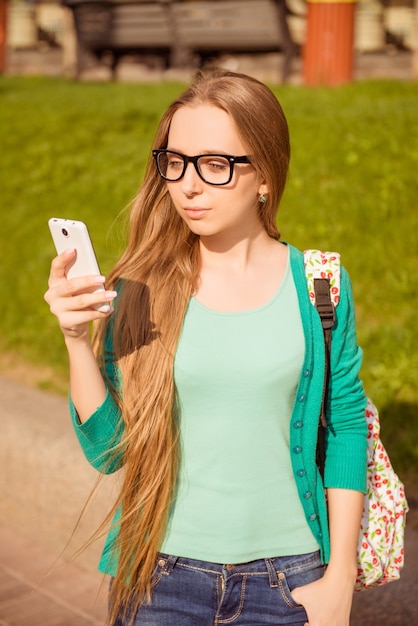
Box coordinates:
[275,552,325,609]
[276,571,304,608]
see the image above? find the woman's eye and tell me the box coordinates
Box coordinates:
[167,159,183,169]
[202,159,229,172]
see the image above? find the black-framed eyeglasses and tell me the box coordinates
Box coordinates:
[152,149,251,186]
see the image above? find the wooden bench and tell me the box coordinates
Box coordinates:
[64,0,174,78]
[171,1,294,66]
[64,0,298,82]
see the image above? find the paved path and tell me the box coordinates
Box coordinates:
[0,374,112,625]
[0,524,107,625]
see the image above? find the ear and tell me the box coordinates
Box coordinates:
[258,183,269,196]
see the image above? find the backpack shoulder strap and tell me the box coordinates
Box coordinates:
[304,250,341,384]
[303,249,341,308]
[304,249,341,476]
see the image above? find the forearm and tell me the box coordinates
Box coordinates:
[65,335,107,423]
[326,487,363,581]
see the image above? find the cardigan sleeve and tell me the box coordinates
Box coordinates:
[69,322,125,474]
[323,267,368,493]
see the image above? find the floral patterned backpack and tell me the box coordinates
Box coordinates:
[304,249,409,592]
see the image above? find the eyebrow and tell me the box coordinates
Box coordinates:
[165,148,233,156]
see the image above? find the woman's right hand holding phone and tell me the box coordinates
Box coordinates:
[44,249,116,341]
[45,249,117,423]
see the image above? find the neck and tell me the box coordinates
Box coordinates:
[199,225,278,271]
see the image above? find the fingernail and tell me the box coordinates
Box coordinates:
[94,275,106,284]
[64,248,76,255]
[106,291,117,298]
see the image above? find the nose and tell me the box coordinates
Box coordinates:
[180,161,203,196]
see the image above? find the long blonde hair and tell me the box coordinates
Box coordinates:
[96,67,290,624]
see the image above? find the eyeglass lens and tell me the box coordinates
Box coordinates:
[157,151,233,185]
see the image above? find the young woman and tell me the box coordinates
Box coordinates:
[45,68,367,626]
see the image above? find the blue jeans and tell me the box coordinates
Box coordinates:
[112,550,325,625]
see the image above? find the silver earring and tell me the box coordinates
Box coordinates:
[259,193,267,204]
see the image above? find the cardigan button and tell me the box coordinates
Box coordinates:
[303,491,312,499]
[297,469,306,477]
[309,513,317,522]
[303,369,310,378]
[317,532,323,539]
[293,446,302,454]
[293,420,303,429]
[298,394,305,402]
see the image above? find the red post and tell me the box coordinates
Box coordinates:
[0,0,7,74]
[303,1,357,87]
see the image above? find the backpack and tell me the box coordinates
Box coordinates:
[304,249,409,592]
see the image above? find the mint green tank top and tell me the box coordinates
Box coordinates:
[161,254,319,563]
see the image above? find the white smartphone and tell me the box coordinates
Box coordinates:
[48,217,110,313]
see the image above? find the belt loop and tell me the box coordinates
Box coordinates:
[160,554,178,574]
[265,558,278,588]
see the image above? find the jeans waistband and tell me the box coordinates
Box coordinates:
[157,550,321,578]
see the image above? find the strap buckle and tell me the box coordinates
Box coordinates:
[314,278,335,330]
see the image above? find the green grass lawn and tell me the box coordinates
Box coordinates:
[1,75,417,483]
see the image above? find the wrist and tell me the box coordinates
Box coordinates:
[64,332,93,352]
[325,561,357,585]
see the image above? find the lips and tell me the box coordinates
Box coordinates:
[183,207,210,219]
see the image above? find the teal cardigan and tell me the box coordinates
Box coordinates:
[69,244,368,573]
